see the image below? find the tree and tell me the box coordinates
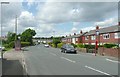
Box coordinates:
[6,32,16,43]
[52,37,61,48]
[21,28,36,45]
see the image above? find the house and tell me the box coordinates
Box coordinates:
[62,31,87,44]
[83,23,120,45]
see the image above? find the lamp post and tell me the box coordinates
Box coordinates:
[0,2,9,60]
[95,30,99,56]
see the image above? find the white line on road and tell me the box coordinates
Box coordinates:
[50,53,57,56]
[106,58,120,63]
[85,65,114,77]
[61,57,76,63]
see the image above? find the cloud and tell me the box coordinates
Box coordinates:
[94,17,118,26]
[36,1,118,24]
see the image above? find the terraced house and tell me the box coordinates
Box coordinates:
[62,22,120,46]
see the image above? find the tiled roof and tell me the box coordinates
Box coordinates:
[85,25,120,36]
[64,32,87,39]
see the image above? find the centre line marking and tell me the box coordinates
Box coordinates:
[61,57,76,63]
[106,58,120,63]
[85,65,114,77]
[50,53,57,56]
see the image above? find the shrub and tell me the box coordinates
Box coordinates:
[77,44,85,48]
[84,45,95,49]
[104,43,118,48]
[4,41,15,48]
[21,42,31,47]
[57,42,65,48]
[51,43,55,48]
[71,43,77,48]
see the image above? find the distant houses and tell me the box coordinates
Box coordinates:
[62,22,120,46]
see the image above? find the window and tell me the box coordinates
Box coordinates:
[103,33,110,39]
[85,36,89,40]
[76,38,78,41]
[91,35,96,40]
[115,33,120,38]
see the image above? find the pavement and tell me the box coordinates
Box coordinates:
[1,49,26,76]
[23,44,119,76]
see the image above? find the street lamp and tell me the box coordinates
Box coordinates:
[95,30,99,56]
[0,2,9,60]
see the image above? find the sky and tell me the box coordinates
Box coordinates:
[0,0,119,37]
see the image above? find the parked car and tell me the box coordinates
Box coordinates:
[61,44,77,53]
[44,44,49,48]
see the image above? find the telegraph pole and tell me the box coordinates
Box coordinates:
[15,15,17,41]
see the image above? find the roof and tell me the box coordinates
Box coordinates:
[85,25,120,36]
[64,32,87,39]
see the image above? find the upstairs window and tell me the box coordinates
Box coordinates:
[85,36,89,40]
[115,32,120,38]
[91,35,96,40]
[103,33,110,39]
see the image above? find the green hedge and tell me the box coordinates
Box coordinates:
[4,41,14,48]
[21,42,31,47]
[104,44,118,48]
[77,44,85,48]
[57,42,65,48]
[84,45,95,49]
[71,43,77,48]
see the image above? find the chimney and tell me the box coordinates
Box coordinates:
[118,22,120,26]
[80,30,83,34]
[69,34,71,36]
[74,33,76,35]
[66,35,67,37]
[96,26,99,30]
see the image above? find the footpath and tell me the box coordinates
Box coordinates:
[2,49,27,76]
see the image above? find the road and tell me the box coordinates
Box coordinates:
[23,44,118,76]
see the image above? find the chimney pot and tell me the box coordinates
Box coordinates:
[119,22,120,25]
[74,33,76,35]
[96,26,99,30]
[80,30,83,34]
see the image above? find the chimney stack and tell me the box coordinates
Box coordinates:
[118,22,120,26]
[80,30,83,34]
[66,35,67,37]
[96,26,99,30]
[74,33,76,35]
[69,34,71,36]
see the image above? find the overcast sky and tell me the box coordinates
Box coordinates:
[0,0,119,37]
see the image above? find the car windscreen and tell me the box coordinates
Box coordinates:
[66,45,74,48]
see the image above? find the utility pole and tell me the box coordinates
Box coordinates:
[15,15,17,41]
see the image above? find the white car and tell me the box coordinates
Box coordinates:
[44,44,49,47]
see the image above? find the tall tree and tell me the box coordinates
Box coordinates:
[21,28,36,45]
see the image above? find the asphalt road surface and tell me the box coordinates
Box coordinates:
[23,44,118,76]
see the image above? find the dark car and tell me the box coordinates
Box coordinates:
[61,44,77,53]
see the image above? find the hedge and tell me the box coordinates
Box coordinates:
[77,44,85,48]
[57,42,65,48]
[104,44,118,48]
[4,41,14,48]
[71,43,77,48]
[21,42,31,47]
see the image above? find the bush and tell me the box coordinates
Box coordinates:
[21,42,31,47]
[104,44,118,48]
[71,43,77,48]
[57,42,65,48]
[77,44,85,48]
[84,45,95,49]
[51,43,55,48]
[4,41,15,48]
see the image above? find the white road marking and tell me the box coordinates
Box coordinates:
[85,65,114,77]
[61,57,76,63]
[106,58,120,63]
[50,53,57,56]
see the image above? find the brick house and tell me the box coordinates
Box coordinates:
[62,31,87,44]
[83,23,120,46]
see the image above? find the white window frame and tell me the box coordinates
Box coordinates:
[91,35,96,40]
[85,36,89,40]
[103,33,110,39]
